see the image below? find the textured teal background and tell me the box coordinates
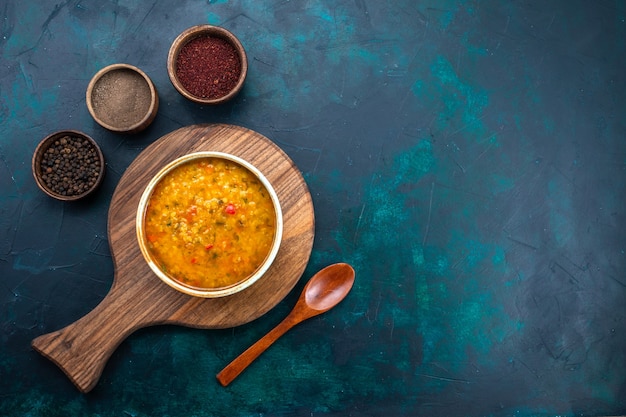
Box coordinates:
[1,1,625,416]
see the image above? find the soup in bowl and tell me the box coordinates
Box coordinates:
[136,152,283,298]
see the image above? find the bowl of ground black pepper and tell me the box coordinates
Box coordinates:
[167,25,248,105]
[86,63,159,133]
[32,130,105,201]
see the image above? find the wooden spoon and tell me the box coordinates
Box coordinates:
[216,263,356,386]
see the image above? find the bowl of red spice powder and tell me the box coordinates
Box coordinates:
[167,25,248,105]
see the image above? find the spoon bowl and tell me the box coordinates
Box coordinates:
[216,263,355,386]
[304,264,355,311]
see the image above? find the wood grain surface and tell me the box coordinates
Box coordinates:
[31,124,315,393]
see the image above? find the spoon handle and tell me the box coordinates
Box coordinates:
[217,313,299,386]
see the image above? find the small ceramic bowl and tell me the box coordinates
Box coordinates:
[32,130,105,201]
[86,63,159,133]
[136,152,282,298]
[167,25,248,105]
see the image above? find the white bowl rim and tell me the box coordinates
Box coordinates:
[135,151,283,298]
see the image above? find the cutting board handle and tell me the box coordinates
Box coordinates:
[31,283,153,393]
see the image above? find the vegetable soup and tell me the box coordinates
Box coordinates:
[143,157,277,289]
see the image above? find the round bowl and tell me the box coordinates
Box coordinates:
[32,130,105,201]
[86,63,159,133]
[167,25,248,105]
[136,152,283,298]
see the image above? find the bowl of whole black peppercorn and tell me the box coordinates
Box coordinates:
[32,130,105,201]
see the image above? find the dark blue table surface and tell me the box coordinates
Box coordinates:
[1,1,625,416]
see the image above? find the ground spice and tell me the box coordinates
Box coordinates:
[39,135,101,197]
[176,35,241,99]
[91,69,152,128]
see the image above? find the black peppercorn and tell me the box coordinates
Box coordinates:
[39,135,101,197]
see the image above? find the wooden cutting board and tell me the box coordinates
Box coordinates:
[31,124,315,393]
